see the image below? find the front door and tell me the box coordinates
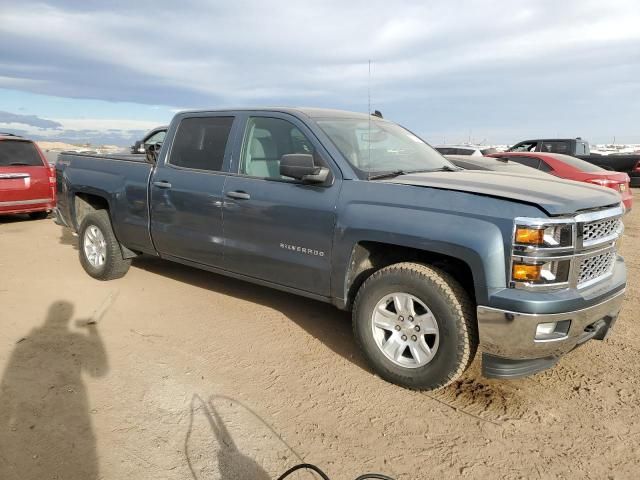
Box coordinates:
[150,114,237,267]
[222,114,341,297]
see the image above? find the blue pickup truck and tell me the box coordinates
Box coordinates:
[55,108,626,390]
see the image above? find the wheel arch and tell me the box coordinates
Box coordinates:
[338,240,485,311]
[73,191,137,259]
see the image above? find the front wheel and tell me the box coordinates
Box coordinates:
[78,210,131,280]
[352,262,477,390]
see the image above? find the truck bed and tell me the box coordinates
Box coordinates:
[56,152,155,253]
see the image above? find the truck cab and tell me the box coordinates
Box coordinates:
[508,138,591,155]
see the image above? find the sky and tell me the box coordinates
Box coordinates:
[0,0,639,146]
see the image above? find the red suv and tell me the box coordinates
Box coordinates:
[0,134,56,219]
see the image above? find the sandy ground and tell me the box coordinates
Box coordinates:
[0,196,639,480]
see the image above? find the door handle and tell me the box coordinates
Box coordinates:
[152,181,172,189]
[226,191,251,200]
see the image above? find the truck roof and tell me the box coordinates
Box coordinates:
[518,138,587,143]
[178,107,373,120]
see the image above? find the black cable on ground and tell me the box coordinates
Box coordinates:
[277,463,331,480]
[276,463,395,480]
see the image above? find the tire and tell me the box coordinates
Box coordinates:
[78,210,131,280]
[28,211,49,220]
[352,262,477,390]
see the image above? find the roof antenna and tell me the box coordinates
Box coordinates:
[367,59,372,178]
[368,59,371,118]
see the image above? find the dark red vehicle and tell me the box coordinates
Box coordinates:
[0,134,56,219]
[488,151,632,210]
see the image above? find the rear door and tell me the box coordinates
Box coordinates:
[0,140,52,210]
[221,113,341,296]
[149,114,239,267]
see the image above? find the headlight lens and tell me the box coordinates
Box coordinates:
[514,223,573,248]
[515,227,544,245]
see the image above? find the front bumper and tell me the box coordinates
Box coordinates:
[477,289,625,377]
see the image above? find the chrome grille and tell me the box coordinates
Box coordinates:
[582,217,621,245]
[577,251,615,287]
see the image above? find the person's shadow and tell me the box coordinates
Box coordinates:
[186,395,271,480]
[0,301,108,480]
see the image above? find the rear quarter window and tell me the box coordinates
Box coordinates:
[551,154,605,172]
[0,140,44,167]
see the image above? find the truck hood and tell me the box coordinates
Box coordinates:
[384,170,621,216]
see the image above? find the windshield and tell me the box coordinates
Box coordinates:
[316,118,453,177]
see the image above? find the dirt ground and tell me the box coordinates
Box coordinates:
[1,196,639,480]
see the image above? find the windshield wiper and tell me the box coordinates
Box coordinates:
[8,162,32,166]
[368,165,459,180]
[367,169,408,180]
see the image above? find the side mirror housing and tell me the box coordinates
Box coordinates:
[144,142,162,164]
[280,154,329,184]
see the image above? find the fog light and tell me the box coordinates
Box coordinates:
[512,263,542,281]
[535,320,571,341]
[535,322,557,338]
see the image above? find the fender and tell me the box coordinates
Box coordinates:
[329,182,547,307]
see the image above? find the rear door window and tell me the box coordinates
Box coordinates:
[435,147,455,155]
[0,140,44,167]
[538,160,553,172]
[169,117,234,172]
[541,141,570,154]
[455,148,474,155]
[508,156,541,169]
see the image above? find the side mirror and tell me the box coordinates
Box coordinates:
[144,142,162,163]
[280,154,329,184]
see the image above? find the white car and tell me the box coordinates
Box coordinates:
[435,145,498,156]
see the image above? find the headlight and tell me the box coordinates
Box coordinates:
[511,259,571,286]
[513,222,573,249]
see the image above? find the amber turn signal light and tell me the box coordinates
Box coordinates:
[512,263,542,281]
[515,227,544,245]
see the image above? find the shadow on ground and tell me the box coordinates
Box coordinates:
[0,301,108,480]
[0,214,34,224]
[59,225,79,249]
[132,256,365,372]
[185,395,274,480]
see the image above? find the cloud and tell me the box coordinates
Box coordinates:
[0,110,62,129]
[0,1,639,143]
[0,113,158,145]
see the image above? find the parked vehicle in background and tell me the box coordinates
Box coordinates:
[56,108,626,390]
[130,126,168,154]
[507,138,640,186]
[435,145,498,156]
[0,133,55,219]
[445,154,552,177]
[488,151,632,210]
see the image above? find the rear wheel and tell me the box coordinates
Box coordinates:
[28,211,49,220]
[78,210,131,280]
[352,262,477,390]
